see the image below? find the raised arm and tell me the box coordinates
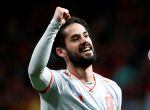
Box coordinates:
[28,7,70,91]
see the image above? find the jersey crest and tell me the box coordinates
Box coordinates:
[105,93,116,110]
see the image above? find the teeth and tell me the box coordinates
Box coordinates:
[83,47,90,52]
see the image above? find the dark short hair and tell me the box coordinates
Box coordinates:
[52,17,90,58]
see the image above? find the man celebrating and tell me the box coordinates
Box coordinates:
[28,7,122,110]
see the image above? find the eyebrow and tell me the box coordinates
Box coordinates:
[71,31,88,38]
[83,31,88,35]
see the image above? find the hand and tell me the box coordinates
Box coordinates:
[52,7,71,25]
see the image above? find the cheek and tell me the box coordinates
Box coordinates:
[66,41,79,49]
[66,44,80,54]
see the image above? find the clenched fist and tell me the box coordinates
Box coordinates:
[52,7,71,25]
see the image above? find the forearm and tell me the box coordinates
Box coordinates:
[28,20,61,77]
[28,7,70,91]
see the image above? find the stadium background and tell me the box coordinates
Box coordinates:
[0,0,149,110]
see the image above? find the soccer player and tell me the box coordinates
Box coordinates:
[28,7,122,110]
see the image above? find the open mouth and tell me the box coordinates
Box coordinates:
[82,47,91,52]
[79,46,92,53]
[79,42,93,53]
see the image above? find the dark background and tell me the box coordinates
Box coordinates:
[0,0,150,110]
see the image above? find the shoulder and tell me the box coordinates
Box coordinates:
[95,73,122,93]
[50,69,66,78]
[94,73,115,84]
[95,73,122,105]
[51,69,66,74]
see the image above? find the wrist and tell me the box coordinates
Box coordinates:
[50,19,62,26]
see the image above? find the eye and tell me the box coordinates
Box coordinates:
[84,33,89,38]
[71,35,80,41]
[83,31,89,38]
[84,34,89,38]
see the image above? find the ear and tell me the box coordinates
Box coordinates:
[56,47,66,58]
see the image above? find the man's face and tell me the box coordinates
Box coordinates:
[63,23,96,68]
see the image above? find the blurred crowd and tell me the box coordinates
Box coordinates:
[0,0,149,110]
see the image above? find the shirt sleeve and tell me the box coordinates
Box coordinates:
[112,81,122,110]
[110,81,122,110]
[117,86,122,110]
[28,20,61,91]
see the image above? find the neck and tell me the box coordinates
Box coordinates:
[67,63,94,82]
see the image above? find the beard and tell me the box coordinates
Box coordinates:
[65,42,96,68]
